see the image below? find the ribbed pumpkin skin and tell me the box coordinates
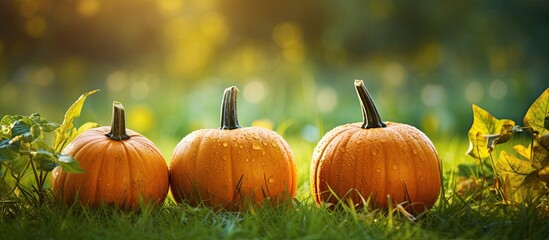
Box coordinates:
[311,122,441,212]
[170,127,297,211]
[51,126,169,209]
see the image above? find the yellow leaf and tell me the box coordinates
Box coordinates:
[532,133,549,169]
[495,151,543,203]
[524,87,549,136]
[466,104,515,160]
[53,89,99,152]
[513,144,530,160]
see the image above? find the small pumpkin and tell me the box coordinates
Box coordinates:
[51,102,169,209]
[310,80,441,213]
[170,86,297,211]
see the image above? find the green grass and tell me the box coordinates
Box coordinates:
[2,137,549,240]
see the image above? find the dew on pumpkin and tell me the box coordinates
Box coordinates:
[268,176,275,184]
[262,141,268,146]
[375,169,381,173]
[252,143,261,150]
[222,142,229,147]
[261,151,266,155]
[392,165,397,170]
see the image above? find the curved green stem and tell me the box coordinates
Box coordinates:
[105,101,131,140]
[220,86,241,130]
[354,80,387,129]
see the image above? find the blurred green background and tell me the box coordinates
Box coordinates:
[1,0,548,146]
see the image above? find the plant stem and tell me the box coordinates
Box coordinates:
[354,80,387,129]
[220,86,241,130]
[105,101,131,141]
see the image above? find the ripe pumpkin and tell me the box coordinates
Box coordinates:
[51,102,169,210]
[170,86,297,211]
[310,80,442,214]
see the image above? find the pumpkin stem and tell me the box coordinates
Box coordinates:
[220,86,241,130]
[105,101,131,140]
[354,80,387,129]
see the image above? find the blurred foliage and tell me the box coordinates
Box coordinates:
[0,0,548,144]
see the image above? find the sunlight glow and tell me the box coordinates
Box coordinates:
[465,81,484,103]
[383,62,406,87]
[421,84,446,106]
[316,87,338,113]
[25,16,46,38]
[127,105,155,134]
[301,125,320,142]
[243,80,267,103]
[77,0,101,17]
[131,81,150,100]
[488,79,507,100]
[106,71,129,92]
[158,0,184,15]
[273,22,305,63]
[251,119,274,130]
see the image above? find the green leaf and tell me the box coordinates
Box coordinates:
[1,115,22,126]
[57,154,84,173]
[53,89,99,152]
[0,145,20,162]
[33,150,58,172]
[524,87,549,136]
[11,120,31,138]
[29,113,59,132]
[466,104,516,160]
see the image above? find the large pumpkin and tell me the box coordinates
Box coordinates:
[310,80,442,214]
[51,102,169,210]
[170,86,297,211]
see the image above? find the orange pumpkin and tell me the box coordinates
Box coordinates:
[310,80,441,214]
[51,102,169,210]
[170,86,297,211]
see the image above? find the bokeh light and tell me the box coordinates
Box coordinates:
[243,80,267,103]
[0,0,547,141]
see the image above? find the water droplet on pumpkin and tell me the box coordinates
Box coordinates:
[222,142,229,147]
[253,135,259,140]
[245,158,249,162]
[262,141,268,146]
[380,139,387,143]
[268,176,275,184]
[419,176,425,181]
[261,151,266,155]
[392,165,397,170]
[252,143,261,150]
[239,145,244,149]
[355,140,362,144]
[412,149,418,155]
[371,151,377,156]
[375,169,381,173]
[271,142,277,147]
